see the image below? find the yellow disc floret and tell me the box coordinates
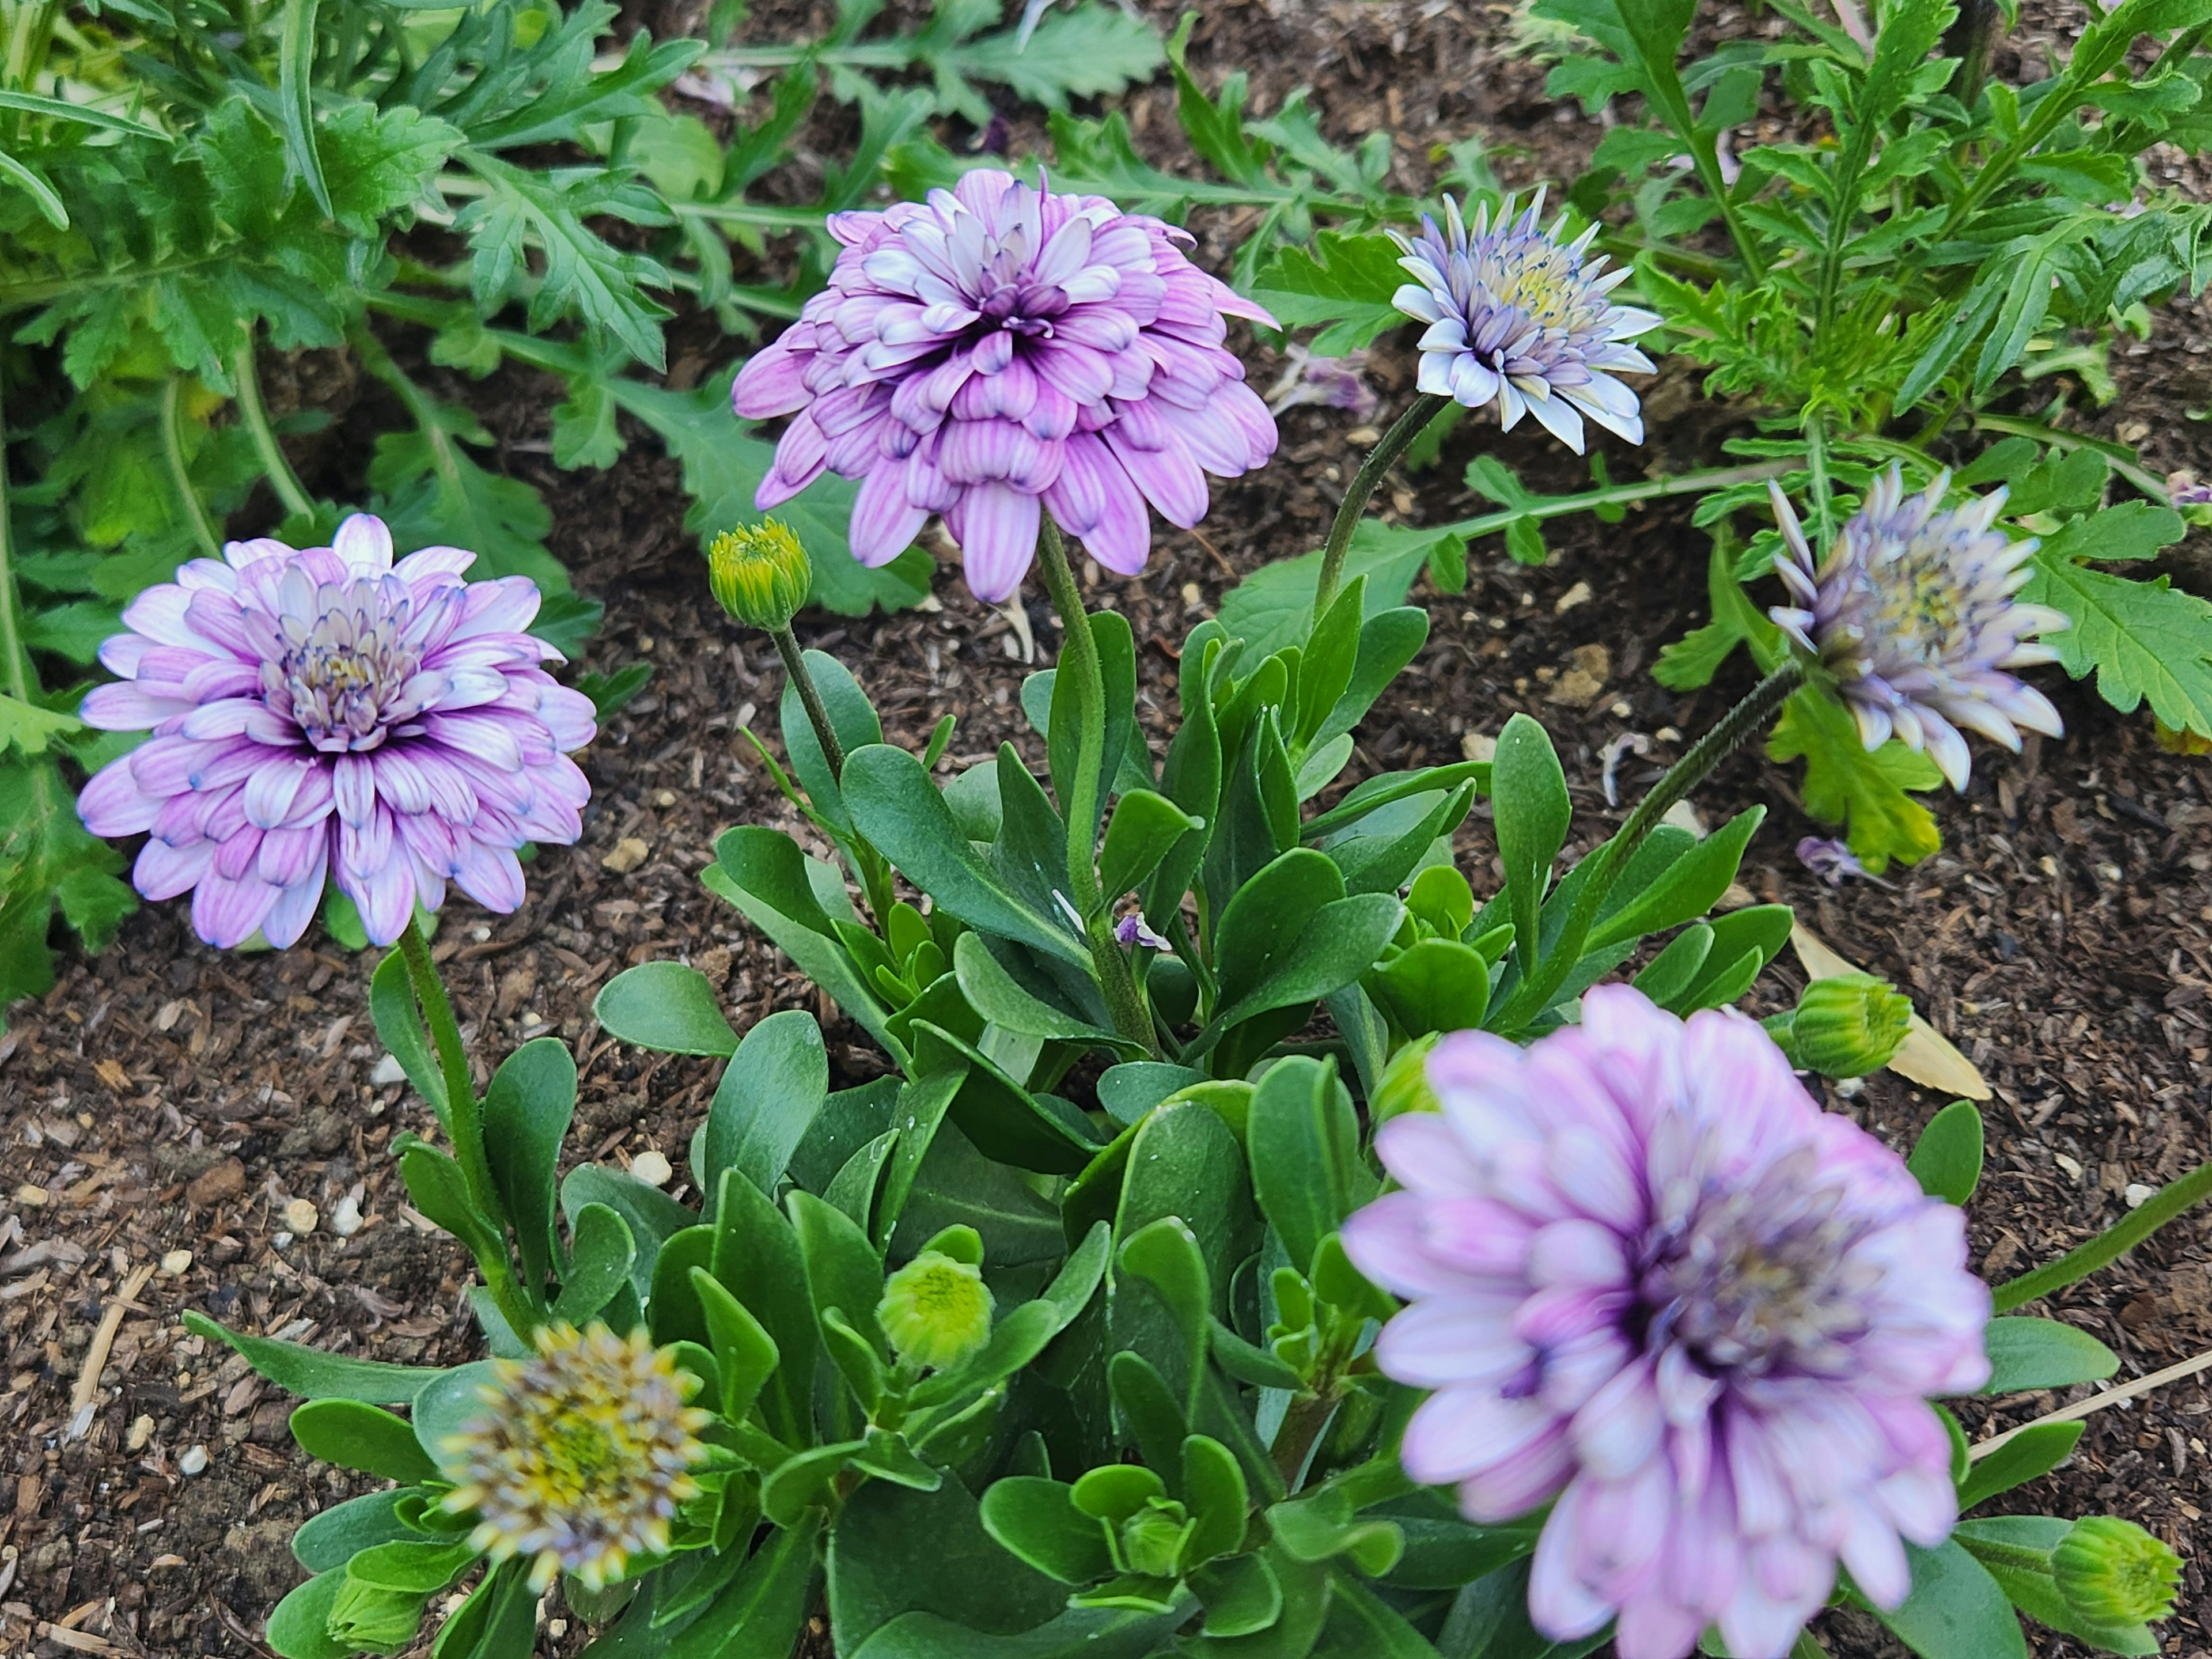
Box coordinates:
[440,1323,709,1592]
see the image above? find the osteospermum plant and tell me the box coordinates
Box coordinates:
[142,153,2209,1659]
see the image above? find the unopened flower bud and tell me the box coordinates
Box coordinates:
[1782,974,1911,1078]
[1119,1498,1191,1580]
[325,1575,430,1656]
[878,1250,994,1372]
[1371,1033,1440,1128]
[708,521,811,633]
[2053,1516,2182,1628]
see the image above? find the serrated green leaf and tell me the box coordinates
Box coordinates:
[1767,688,1942,872]
[1248,232,1407,355]
[2026,552,2212,738]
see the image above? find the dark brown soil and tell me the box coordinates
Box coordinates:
[5,2,2212,1656]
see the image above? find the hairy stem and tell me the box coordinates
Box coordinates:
[161,376,222,560]
[232,334,315,522]
[1312,393,1446,625]
[1032,516,1154,1051]
[1494,660,1806,1029]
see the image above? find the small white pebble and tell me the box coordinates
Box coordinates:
[2094,861,2123,883]
[283,1198,320,1235]
[1553,580,1592,614]
[630,1149,673,1188]
[1660,800,1707,839]
[272,1231,295,1249]
[127,1414,154,1452]
[1180,582,1202,606]
[1609,700,1633,718]
[547,1620,569,1640]
[2055,1152,2085,1182]
[2126,1183,2158,1209]
[1460,732,1496,764]
[178,1445,210,1476]
[1833,1077,1866,1100]
[329,1192,365,1238]
[157,1249,192,1277]
[1656,726,1681,743]
[369,1054,407,1087]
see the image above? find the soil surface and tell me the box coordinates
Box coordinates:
[5,2,2212,1656]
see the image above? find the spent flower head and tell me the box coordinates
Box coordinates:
[1343,985,1990,1659]
[1263,343,1381,423]
[1390,190,1658,453]
[1768,468,2066,790]
[440,1323,709,1593]
[75,516,593,949]
[709,520,812,633]
[733,169,1278,602]
[2053,1517,2183,1628]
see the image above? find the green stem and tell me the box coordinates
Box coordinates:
[1435,458,1797,544]
[1493,660,1806,1031]
[160,376,222,560]
[394,915,540,1335]
[773,624,896,930]
[1953,1535,2055,1577]
[1032,516,1154,1051]
[0,368,28,707]
[1312,393,1446,626]
[232,332,315,522]
[1805,416,1836,551]
[1994,1156,2212,1313]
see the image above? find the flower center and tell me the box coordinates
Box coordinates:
[1484,241,1584,330]
[266,575,425,753]
[1865,551,1965,661]
[1640,1147,1876,1378]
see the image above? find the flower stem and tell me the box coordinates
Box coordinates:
[0,369,31,708]
[1312,393,1447,626]
[1032,515,1154,1051]
[772,627,846,776]
[1493,659,1806,1030]
[1270,1391,1339,1491]
[161,376,222,560]
[770,625,896,929]
[1994,1155,2212,1313]
[393,914,536,1335]
[232,332,315,523]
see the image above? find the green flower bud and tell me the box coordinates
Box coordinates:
[707,521,811,633]
[1371,1033,1440,1128]
[1118,1498,1192,1580]
[1783,973,1912,1078]
[2053,1516,2182,1628]
[326,1575,431,1657]
[878,1249,994,1372]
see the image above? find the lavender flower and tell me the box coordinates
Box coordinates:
[1794,835,1891,889]
[1390,191,1658,453]
[1768,469,2066,790]
[732,169,1278,602]
[76,516,594,949]
[1263,343,1381,423]
[1114,911,1170,950]
[1343,986,1990,1659]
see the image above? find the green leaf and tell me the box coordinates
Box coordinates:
[0,753,133,1032]
[1585,806,1764,953]
[709,828,900,1057]
[319,103,460,237]
[1909,1101,1985,1205]
[665,1512,821,1659]
[1867,1539,2029,1659]
[690,1266,782,1425]
[845,744,1090,968]
[615,380,933,618]
[290,1399,440,1483]
[1119,1218,1213,1404]
[702,1009,830,1198]
[830,1478,1068,1652]
[1368,938,1493,1037]
[711,1169,820,1448]
[908,1018,1104,1174]
[593,961,740,1056]
[980,1478,1115,1585]
[1955,1517,2159,1657]
[563,1161,697,1302]
[1767,688,1942,872]
[1247,1056,1376,1276]
[843,1605,1190,1659]
[552,1202,635,1325]
[1189,1552,1282,1638]
[1248,232,1410,355]
[1983,1316,2119,1392]
[1955,1421,2083,1510]
[1111,1100,1255,1407]
[781,648,883,840]
[181,1311,448,1405]
[2025,551,2212,738]
[278,0,332,219]
[952,933,1141,1057]
[1098,790,1204,902]
[1491,713,1571,968]
[266,1569,349,1659]
[1217,520,1447,661]
[790,1189,890,1360]
[292,1491,415,1573]
[482,1036,577,1292]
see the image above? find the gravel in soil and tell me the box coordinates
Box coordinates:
[6,2,2212,1655]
